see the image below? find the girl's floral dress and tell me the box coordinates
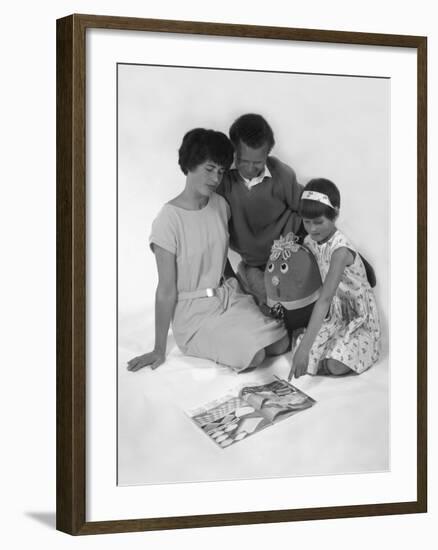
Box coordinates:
[298,230,381,375]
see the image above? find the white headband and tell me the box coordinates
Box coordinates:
[301,190,336,209]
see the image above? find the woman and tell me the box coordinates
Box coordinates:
[127,128,289,373]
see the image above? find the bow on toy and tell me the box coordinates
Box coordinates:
[269,232,300,262]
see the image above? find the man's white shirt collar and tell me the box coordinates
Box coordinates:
[231,163,272,189]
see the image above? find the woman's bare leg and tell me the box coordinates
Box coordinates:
[245,334,289,371]
[248,348,266,368]
[265,334,290,357]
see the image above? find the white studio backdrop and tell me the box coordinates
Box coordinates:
[1,1,436,549]
[118,64,389,327]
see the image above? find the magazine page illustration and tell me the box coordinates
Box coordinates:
[188,377,316,448]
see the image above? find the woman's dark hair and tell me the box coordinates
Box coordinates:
[178,128,234,175]
[299,178,341,221]
[229,113,275,151]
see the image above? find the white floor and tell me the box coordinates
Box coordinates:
[118,309,389,487]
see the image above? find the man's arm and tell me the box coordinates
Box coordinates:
[276,158,304,236]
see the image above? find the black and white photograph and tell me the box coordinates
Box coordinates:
[117,62,389,486]
[2,0,433,544]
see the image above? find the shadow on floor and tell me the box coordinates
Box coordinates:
[25,511,56,529]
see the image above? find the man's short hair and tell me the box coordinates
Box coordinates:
[229,113,275,151]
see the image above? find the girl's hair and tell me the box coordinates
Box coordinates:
[229,113,275,151]
[178,128,234,175]
[299,178,341,221]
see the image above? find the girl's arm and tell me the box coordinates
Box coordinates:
[288,246,354,379]
[127,245,177,372]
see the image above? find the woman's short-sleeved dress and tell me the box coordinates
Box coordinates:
[299,230,381,375]
[149,193,286,371]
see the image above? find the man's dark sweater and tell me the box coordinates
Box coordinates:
[217,156,303,267]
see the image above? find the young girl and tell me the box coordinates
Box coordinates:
[288,178,381,379]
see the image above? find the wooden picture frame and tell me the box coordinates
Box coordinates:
[56,13,427,535]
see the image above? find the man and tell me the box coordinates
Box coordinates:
[217,113,304,305]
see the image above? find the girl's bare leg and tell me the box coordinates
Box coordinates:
[324,358,351,376]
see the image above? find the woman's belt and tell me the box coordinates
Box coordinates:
[178,287,219,301]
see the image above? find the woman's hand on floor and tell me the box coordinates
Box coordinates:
[127,350,165,372]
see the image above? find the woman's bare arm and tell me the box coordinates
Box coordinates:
[127,245,177,372]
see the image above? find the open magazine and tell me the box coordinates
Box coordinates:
[188,376,316,448]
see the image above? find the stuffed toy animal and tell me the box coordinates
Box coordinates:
[264,233,322,332]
